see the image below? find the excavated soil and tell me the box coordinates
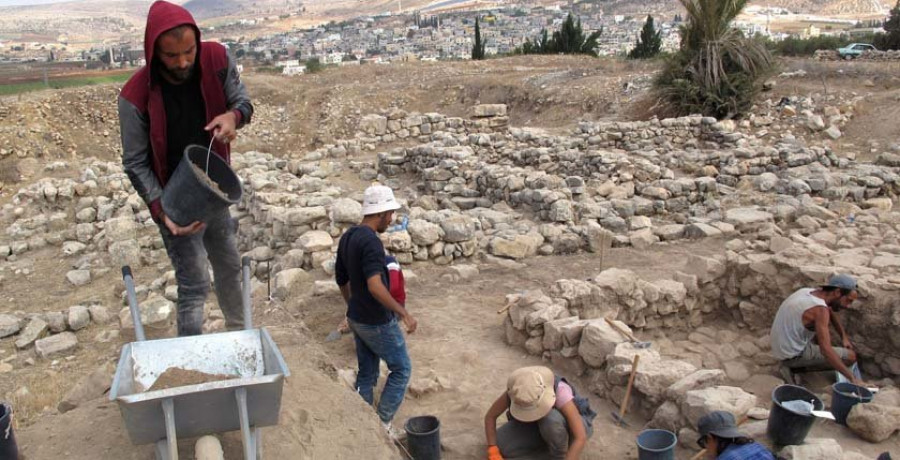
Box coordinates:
[146,368,235,392]
[7,55,900,459]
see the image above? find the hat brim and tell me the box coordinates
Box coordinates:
[509,367,556,423]
[698,426,749,445]
[362,201,401,216]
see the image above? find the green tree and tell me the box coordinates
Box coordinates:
[653,0,773,119]
[549,13,602,56]
[305,57,323,73]
[472,16,486,59]
[629,15,662,59]
[513,14,602,56]
[875,0,900,50]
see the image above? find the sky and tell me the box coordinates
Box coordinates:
[0,0,73,5]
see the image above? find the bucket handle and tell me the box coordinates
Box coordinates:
[2,405,11,441]
[205,135,215,175]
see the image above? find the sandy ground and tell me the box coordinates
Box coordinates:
[11,233,900,459]
[5,55,900,458]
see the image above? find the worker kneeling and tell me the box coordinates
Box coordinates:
[484,366,596,459]
[697,411,774,459]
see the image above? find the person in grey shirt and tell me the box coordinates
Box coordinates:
[770,274,867,386]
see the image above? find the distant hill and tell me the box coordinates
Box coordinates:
[182,0,242,20]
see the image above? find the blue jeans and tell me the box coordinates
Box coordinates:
[158,208,244,336]
[348,317,412,423]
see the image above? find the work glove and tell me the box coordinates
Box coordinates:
[487,445,504,460]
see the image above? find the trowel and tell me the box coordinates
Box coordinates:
[811,410,836,421]
[325,329,346,342]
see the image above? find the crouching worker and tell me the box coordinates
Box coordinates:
[697,411,775,460]
[484,366,596,460]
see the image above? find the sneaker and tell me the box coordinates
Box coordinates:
[381,421,406,442]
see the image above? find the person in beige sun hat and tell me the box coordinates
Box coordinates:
[484,366,596,460]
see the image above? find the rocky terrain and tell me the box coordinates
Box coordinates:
[0,55,899,458]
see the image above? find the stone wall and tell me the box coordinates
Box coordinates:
[815,49,900,61]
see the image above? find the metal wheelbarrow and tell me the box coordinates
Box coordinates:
[110,257,290,460]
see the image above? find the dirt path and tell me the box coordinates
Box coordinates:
[13,237,900,458]
[16,325,401,460]
[303,242,731,459]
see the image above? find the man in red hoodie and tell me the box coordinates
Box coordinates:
[119,0,253,336]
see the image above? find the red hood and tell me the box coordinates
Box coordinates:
[144,0,201,65]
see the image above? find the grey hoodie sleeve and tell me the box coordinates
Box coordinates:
[224,51,253,128]
[118,96,164,218]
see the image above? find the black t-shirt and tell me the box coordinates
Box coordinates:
[159,70,209,180]
[335,225,393,325]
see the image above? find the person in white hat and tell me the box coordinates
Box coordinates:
[484,366,596,460]
[335,185,418,438]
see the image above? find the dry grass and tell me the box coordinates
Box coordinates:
[6,370,68,427]
[0,160,21,184]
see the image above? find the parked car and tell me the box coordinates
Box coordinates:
[838,43,877,59]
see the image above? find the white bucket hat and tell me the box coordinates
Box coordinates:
[362,185,401,216]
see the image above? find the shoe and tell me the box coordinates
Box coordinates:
[382,420,406,442]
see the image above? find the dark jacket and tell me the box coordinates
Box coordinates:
[118,0,252,222]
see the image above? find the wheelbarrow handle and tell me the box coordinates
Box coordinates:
[242,257,253,330]
[122,265,146,342]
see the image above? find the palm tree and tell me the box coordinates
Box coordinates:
[654,0,773,118]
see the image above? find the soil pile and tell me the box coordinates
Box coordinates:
[147,368,235,392]
[189,161,227,198]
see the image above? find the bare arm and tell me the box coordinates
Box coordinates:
[829,309,851,348]
[366,274,417,333]
[812,307,855,381]
[560,401,587,460]
[339,283,350,304]
[484,393,509,448]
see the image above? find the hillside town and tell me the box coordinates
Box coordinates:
[7,3,677,67]
[0,0,891,72]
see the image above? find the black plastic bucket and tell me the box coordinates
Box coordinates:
[636,429,676,460]
[767,384,823,446]
[832,382,873,425]
[404,415,441,460]
[1,402,19,460]
[161,144,242,227]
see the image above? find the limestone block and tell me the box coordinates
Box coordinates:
[634,359,698,404]
[780,438,842,460]
[15,317,49,349]
[118,295,175,330]
[681,386,758,428]
[578,319,629,368]
[35,332,78,358]
[330,198,363,224]
[0,314,21,338]
[666,369,727,405]
[440,215,475,242]
[408,219,442,246]
[846,403,900,442]
[543,317,581,351]
[67,305,91,331]
[273,268,311,300]
[649,400,684,432]
[297,230,333,252]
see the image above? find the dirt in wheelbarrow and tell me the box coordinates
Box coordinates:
[146,367,236,392]
[189,161,227,199]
